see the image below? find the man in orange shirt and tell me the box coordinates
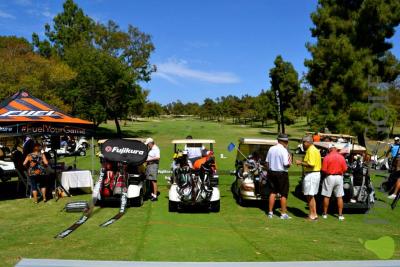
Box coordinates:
[312,132,321,142]
[321,143,348,221]
[193,150,216,171]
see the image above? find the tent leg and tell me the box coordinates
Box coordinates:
[91,137,94,177]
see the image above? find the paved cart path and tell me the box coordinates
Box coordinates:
[15,259,400,267]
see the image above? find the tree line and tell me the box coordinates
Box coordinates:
[0,0,400,143]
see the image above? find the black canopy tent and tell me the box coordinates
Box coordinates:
[0,91,95,196]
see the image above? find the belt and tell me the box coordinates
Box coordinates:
[147,161,159,165]
[327,173,343,176]
[304,171,320,174]
[269,170,287,173]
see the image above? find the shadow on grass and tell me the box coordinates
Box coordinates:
[287,206,308,218]
[0,180,28,201]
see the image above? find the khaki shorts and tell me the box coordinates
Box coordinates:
[146,164,159,181]
[321,175,344,198]
[303,172,321,196]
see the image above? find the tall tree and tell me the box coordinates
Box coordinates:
[255,90,275,127]
[33,0,94,58]
[0,36,76,111]
[142,102,163,118]
[269,55,300,133]
[305,0,400,144]
[32,0,155,136]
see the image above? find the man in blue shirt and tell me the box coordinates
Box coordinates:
[386,137,400,159]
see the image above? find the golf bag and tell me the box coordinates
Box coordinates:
[176,157,214,203]
[344,160,374,203]
[380,149,400,194]
[63,201,89,212]
[240,159,268,197]
[380,171,400,194]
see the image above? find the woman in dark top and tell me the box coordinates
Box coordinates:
[23,143,49,203]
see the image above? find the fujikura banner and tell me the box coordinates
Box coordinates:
[101,139,148,164]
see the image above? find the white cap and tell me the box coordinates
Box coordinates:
[145,138,154,145]
[395,137,400,141]
[328,143,336,149]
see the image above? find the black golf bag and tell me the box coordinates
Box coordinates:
[343,160,374,204]
[175,157,214,204]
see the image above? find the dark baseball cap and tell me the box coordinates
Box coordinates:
[277,133,289,142]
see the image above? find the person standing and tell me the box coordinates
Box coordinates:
[184,135,204,163]
[265,133,292,219]
[386,137,400,166]
[23,143,49,203]
[312,132,321,143]
[321,144,348,221]
[296,136,321,220]
[145,138,160,201]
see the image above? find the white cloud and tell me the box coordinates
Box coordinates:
[41,10,55,19]
[26,7,55,20]
[0,10,15,19]
[154,59,240,84]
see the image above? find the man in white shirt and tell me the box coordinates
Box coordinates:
[184,135,204,163]
[265,133,292,219]
[145,138,160,201]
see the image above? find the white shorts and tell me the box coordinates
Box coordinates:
[321,175,344,198]
[303,172,321,196]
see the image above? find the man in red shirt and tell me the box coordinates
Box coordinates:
[321,143,348,221]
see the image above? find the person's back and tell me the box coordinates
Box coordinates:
[390,144,400,158]
[266,144,289,172]
[313,134,321,142]
[322,150,347,175]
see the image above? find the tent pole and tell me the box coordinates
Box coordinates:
[91,136,94,177]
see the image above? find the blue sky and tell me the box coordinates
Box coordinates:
[1,0,399,104]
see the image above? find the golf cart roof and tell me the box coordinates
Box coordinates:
[172,139,215,144]
[376,141,393,145]
[306,132,355,139]
[98,138,146,144]
[239,138,277,145]
[314,142,367,152]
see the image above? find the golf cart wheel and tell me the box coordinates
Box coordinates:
[79,150,86,156]
[210,200,220,212]
[130,194,144,207]
[168,201,178,212]
[237,194,246,207]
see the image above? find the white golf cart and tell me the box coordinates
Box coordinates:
[0,145,16,182]
[168,139,220,212]
[370,141,392,170]
[296,133,356,154]
[44,136,89,158]
[231,138,276,205]
[95,138,150,207]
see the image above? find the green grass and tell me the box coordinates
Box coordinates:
[0,118,399,266]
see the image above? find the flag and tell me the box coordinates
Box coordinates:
[227,142,236,152]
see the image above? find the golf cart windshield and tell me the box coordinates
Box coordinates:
[307,132,355,143]
[237,138,276,162]
[172,139,215,153]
